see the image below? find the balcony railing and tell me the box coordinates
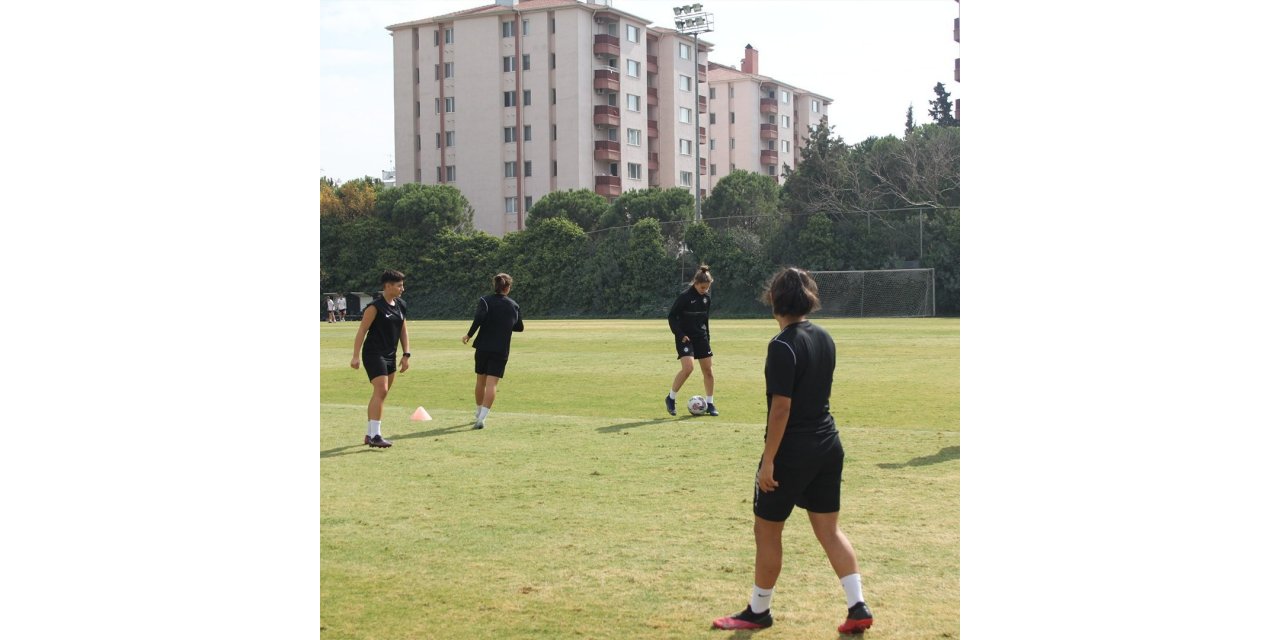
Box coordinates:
[697,63,707,82]
[699,126,706,144]
[698,95,707,113]
[648,152,659,171]
[593,104,620,126]
[760,97,778,114]
[594,139,621,161]
[699,157,707,175]
[647,87,658,106]
[760,149,779,164]
[594,68,620,91]
[595,174,622,197]
[648,119,659,138]
[647,54,658,75]
[760,123,778,140]
[593,34,620,57]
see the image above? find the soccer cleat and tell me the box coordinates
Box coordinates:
[712,606,773,630]
[473,420,485,430]
[706,402,719,416]
[366,435,392,448]
[837,602,873,634]
[665,395,677,416]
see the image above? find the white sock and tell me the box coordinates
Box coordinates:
[749,585,773,614]
[476,405,482,418]
[840,573,864,608]
[368,420,381,438]
[477,406,490,423]
[668,390,677,400]
[707,395,715,404]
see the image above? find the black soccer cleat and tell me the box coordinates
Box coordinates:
[665,395,677,416]
[366,435,392,448]
[706,402,719,416]
[838,601,873,634]
[712,606,773,630]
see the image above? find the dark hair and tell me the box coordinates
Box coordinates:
[691,265,714,286]
[379,269,406,285]
[493,273,513,293]
[761,267,821,317]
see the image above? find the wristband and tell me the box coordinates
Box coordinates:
[402,352,411,358]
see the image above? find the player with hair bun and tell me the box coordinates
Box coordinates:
[665,265,719,417]
[462,273,524,430]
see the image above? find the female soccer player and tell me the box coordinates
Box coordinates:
[461,273,524,430]
[664,265,718,416]
[712,267,874,634]
[349,270,411,448]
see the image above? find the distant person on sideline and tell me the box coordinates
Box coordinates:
[664,265,718,416]
[461,273,524,430]
[326,295,336,323]
[336,293,347,321]
[712,267,874,634]
[350,270,411,448]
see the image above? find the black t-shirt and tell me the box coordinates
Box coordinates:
[362,297,407,357]
[467,294,524,355]
[667,286,711,342]
[765,320,838,439]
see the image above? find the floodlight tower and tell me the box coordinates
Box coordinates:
[673,3,713,222]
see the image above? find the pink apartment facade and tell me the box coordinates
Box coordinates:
[388,0,831,236]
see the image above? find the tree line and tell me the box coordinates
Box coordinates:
[321,89,959,318]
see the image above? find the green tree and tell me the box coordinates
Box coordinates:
[904,104,916,137]
[526,189,610,232]
[702,169,782,234]
[928,82,957,127]
[796,212,841,271]
[497,217,589,316]
[598,187,693,239]
[620,217,674,315]
[376,183,473,237]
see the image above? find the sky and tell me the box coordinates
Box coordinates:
[320,0,961,182]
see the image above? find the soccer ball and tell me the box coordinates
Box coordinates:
[687,395,707,415]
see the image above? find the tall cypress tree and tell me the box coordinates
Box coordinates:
[928,82,957,127]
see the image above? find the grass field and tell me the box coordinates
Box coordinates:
[321,318,959,639]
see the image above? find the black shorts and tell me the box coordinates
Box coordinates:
[753,433,845,522]
[362,351,397,381]
[474,349,509,378]
[674,336,712,360]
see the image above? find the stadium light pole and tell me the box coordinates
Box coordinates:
[674,4,713,222]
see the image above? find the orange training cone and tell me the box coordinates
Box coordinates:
[411,406,432,421]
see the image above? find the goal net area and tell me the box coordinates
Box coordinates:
[808,269,936,318]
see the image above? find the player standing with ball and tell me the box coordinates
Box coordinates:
[350,270,411,448]
[712,267,874,634]
[664,265,718,417]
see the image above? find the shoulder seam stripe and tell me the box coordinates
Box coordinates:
[770,338,797,365]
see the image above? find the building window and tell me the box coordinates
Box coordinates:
[505,197,518,213]
[446,131,455,147]
[607,127,619,141]
[680,170,693,186]
[502,21,515,37]
[415,134,421,151]
[551,53,556,69]
[679,107,692,124]
[523,54,531,71]
[730,163,735,172]
[524,160,533,177]
[781,114,790,128]
[504,127,516,142]
[434,98,440,113]
[552,88,557,104]
[552,125,557,140]
[522,19,530,36]
[525,195,533,210]
[504,161,517,178]
[708,113,716,125]
[445,97,455,112]
[812,99,820,112]
[627,94,641,112]
[553,160,557,176]
[680,75,692,92]
[680,139,692,155]
[730,137,735,149]
[504,91,517,107]
[780,90,790,103]
[435,133,441,148]
[434,64,440,80]
[524,125,532,141]
[729,86,735,98]
[415,100,420,117]
[710,164,716,176]
[503,56,516,72]
[730,112,735,123]
[627,59,641,77]
[445,62,453,78]
[434,30,439,46]
[628,162,642,179]
[782,140,791,153]
[627,128,641,146]
[709,87,716,99]
[415,67,420,84]
[444,28,453,44]
[523,90,532,106]
[446,165,456,181]
[679,43,691,60]
[768,165,777,176]
[551,17,555,33]
[627,24,640,42]
[709,138,716,150]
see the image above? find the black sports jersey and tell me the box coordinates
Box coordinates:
[765,320,838,438]
[363,297,407,357]
[667,286,711,342]
[467,293,524,355]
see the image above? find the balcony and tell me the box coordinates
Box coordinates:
[698,95,707,113]
[760,97,778,115]
[594,104,620,127]
[760,149,779,164]
[647,54,658,75]
[648,152,659,171]
[648,119,658,138]
[649,172,661,186]
[697,63,707,82]
[699,157,707,175]
[648,86,658,106]
[760,123,778,140]
[954,58,960,82]
[595,174,622,197]
[593,34,620,57]
[594,68,620,91]
[699,126,706,144]
[594,139,621,161]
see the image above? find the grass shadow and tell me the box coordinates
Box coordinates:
[320,445,380,459]
[597,415,696,433]
[877,445,959,469]
[393,422,477,441]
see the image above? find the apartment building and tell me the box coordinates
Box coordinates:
[703,45,831,193]
[388,0,828,236]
